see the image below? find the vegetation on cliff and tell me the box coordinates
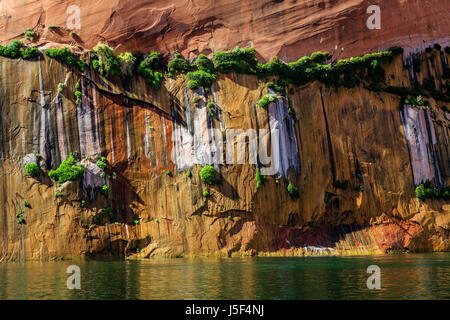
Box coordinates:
[48,153,84,185]
[25,163,40,178]
[199,165,217,184]
[0,40,39,60]
[415,183,450,201]
[44,47,85,71]
[287,182,299,199]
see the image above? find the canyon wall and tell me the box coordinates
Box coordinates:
[0,0,449,61]
[0,46,449,260]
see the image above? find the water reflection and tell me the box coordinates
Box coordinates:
[0,253,449,299]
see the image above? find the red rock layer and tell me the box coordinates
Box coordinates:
[0,0,449,61]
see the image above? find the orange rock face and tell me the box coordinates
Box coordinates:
[0,0,449,60]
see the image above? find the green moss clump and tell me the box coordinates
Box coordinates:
[186,70,216,90]
[23,201,31,208]
[0,40,39,60]
[57,82,66,92]
[54,192,63,198]
[206,102,217,117]
[310,51,330,64]
[117,52,136,78]
[415,184,450,201]
[48,153,84,185]
[404,95,426,107]
[257,93,278,108]
[287,182,299,199]
[25,163,40,177]
[199,165,217,184]
[92,42,121,77]
[186,170,192,178]
[212,47,259,74]
[255,167,266,189]
[44,47,85,71]
[100,184,110,195]
[195,54,214,73]
[203,190,211,197]
[96,158,107,169]
[137,52,163,90]
[168,53,191,74]
[24,29,35,40]
[266,81,284,94]
[0,40,22,58]
[20,46,40,59]
[388,46,404,55]
[74,90,82,104]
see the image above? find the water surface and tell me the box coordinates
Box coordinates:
[1,253,449,299]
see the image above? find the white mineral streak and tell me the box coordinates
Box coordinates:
[38,58,48,162]
[171,88,300,177]
[401,105,443,185]
[126,110,132,162]
[78,80,100,158]
[55,95,68,160]
[81,160,105,200]
[267,95,300,178]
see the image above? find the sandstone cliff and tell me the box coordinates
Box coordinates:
[0,44,449,260]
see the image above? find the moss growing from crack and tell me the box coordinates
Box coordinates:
[24,29,35,41]
[92,42,121,77]
[100,184,110,196]
[287,182,299,199]
[212,47,259,74]
[187,70,216,90]
[168,53,191,75]
[48,153,84,185]
[74,90,82,104]
[266,81,284,94]
[23,201,31,208]
[206,102,218,117]
[415,183,450,201]
[137,52,163,90]
[195,54,214,73]
[257,93,278,108]
[57,82,66,92]
[117,52,136,78]
[404,95,426,108]
[96,158,107,169]
[0,40,40,60]
[165,170,172,176]
[44,47,85,71]
[203,190,211,197]
[199,165,217,184]
[186,170,192,178]
[25,163,40,178]
[255,167,266,189]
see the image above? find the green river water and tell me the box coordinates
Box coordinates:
[0,253,449,299]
